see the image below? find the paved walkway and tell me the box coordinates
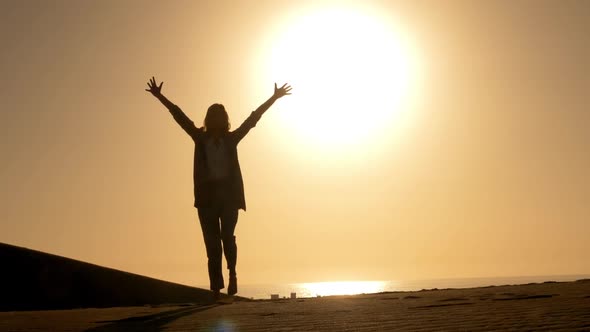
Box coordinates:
[2,280,589,331]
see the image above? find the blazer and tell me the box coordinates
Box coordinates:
[168,104,262,211]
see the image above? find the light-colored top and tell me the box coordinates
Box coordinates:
[167,103,263,210]
[205,138,229,180]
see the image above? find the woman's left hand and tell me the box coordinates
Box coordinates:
[273,83,292,99]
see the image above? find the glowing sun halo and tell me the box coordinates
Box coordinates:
[267,6,418,152]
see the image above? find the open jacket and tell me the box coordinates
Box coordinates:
[168,104,262,211]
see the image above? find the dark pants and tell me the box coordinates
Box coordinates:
[197,188,238,291]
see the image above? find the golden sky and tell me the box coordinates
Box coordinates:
[1,0,589,286]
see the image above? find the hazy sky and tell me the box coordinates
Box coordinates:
[1,0,589,286]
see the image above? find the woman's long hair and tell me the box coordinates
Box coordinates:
[204,103,231,132]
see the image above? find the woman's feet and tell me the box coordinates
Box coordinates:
[212,287,235,304]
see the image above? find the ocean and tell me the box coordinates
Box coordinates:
[208,274,590,300]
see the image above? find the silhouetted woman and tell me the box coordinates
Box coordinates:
[146,77,291,299]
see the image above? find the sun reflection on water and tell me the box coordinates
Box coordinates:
[297,281,387,297]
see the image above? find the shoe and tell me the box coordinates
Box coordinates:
[228,275,237,296]
[212,289,221,302]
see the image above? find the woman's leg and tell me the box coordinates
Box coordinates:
[197,207,224,291]
[220,208,239,294]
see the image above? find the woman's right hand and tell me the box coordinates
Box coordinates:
[145,76,164,97]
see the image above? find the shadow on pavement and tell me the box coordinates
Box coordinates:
[85,304,218,332]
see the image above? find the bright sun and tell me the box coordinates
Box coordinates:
[265,5,419,153]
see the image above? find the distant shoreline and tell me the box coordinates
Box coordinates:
[220,274,590,299]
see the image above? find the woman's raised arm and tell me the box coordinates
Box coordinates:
[146,76,202,140]
[233,83,292,142]
[253,83,292,117]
